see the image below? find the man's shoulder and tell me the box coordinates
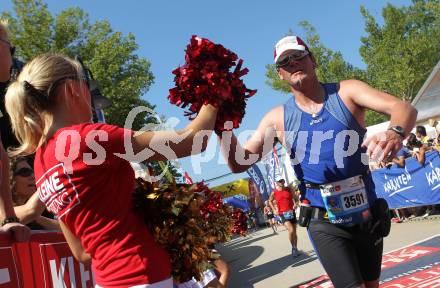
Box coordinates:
[265,105,284,118]
[338,79,369,94]
[260,105,284,131]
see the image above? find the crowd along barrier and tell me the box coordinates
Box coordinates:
[372,151,440,208]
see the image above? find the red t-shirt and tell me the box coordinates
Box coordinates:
[34,123,171,286]
[273,189,294,214]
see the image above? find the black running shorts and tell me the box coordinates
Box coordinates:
[308,219,383,288]
[280,210,297,225]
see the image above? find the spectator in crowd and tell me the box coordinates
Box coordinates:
[391,146,412,168]
[415,125,430,144]
[407,133,430,166]
[0,20,20,149]
[0,19,30,241]
[428,118,439,139]
[435,133,440,152]
[405,133,438,218]
[10,157,59,230]
[388,143,413,222]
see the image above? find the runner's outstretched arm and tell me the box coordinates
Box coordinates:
[218,107,281,173]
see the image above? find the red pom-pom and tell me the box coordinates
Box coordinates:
[231,208,248,236]
[169,35,257,133]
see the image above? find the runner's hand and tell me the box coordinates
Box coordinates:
[362,130,403,162]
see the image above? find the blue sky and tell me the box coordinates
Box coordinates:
[2,0,411,186]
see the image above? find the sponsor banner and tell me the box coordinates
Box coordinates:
[272,147,285,183]
[0,232,94,288]
[246,164,269,200]
[212,178,250,198]
[0,246,20,287]
[262,153,276,192]
[262,148,286,193]
[372,151,440,208]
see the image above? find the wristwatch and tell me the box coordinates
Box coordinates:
[1,216,20,226]
[388,125,405,138]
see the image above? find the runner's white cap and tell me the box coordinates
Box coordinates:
[274,36,310,63]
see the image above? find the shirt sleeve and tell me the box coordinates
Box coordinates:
[84,123,134,156]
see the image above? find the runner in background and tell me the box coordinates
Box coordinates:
[263,200,277,233]
[269,179,299,257]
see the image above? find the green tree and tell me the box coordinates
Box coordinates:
[2,0,156,129]
[360,0,440,102]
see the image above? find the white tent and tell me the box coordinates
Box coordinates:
[411,60,440,123]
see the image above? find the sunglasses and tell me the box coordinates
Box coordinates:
[276,50,309,68]
[14,167,34,177]
[0,38,16,56]
[47,74,89,98]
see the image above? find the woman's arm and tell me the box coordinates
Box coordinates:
[131,104,218,161]
[414,146,428,165]
[34,216,60,231]
[59,221,91,265]
[13,192,46,224]
[391,156,406,168]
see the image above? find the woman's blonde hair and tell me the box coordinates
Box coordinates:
[5,53,84,156]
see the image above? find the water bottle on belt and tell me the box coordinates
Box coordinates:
[298,199,312,227]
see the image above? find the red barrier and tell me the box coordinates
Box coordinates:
[0,231,94,288]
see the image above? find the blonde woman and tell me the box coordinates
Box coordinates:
[5,53,219,287]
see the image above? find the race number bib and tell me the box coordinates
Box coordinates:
[320,175,371,225]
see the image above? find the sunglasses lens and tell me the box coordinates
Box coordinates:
[276,57,289,68]
[15,168,33,177]
[276,51,308,68]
